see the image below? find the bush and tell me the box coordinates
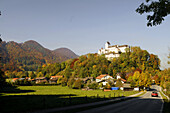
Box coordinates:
[104,83,111,89]
[88,82,98,89]
[73,79,82,89]
[14,80,32,86]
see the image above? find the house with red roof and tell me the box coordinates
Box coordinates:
[96,74,113,85]
[50,75,63,79]
[35,77,47,84]
[12,78,19,82]
[49,75,63,84]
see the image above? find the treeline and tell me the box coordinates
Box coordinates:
[160,68,170,96]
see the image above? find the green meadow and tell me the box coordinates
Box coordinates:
[0,86,138,112]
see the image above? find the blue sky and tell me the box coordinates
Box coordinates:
[0,0,170,68]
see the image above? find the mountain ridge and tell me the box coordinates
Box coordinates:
[0,40,79,71]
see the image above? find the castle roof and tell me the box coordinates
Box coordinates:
[106,41,110,45]
[109,45,128,48]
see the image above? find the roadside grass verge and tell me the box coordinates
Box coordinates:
[159,91,170,113]
[135,91,146,97]
[57,92,145,113]
[0,86,139,113]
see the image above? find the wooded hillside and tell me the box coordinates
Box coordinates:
[37,46,160,79]
[0,40,78,71]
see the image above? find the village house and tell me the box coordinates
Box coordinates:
[25,77,31,81]
[50,75,63,80]
[35,77,47,84]
[74,77,93,83]
[116,72,141,91]
[120,83,134,91]
[49,75,63,84]
[96,74,113,85]
[12,78,19,82]
[12,78,27,82]
[98,42,130,60]
[116,73,127,84]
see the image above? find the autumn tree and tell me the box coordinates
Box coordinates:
[0,38,7,87]
[153,75,160,85]
[160,68,170,89]
[73,79,82,89]
[115,79,123,87]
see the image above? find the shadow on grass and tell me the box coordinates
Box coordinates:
[1,92,167,113]
[0,86,35,94]
[0,93,118,113]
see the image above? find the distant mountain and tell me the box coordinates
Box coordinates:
[53,48,79,60]
[0,40,78,71]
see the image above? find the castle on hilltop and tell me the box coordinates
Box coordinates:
[98,42,130,60]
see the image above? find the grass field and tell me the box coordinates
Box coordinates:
[0,85,139,113]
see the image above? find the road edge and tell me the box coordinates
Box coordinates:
[29,91,145,113]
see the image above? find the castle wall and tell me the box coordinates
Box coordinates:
[98,42,129,60]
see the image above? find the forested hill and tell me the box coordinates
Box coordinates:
[0,40,78,71]
[37,46,160,79]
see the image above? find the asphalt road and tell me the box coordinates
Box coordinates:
[77,85,164,113]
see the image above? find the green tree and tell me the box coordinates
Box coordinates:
[64,67,72,79]
[61,77,68,86]
[88,82,98,89]
[61,62,66,70]
[136,0,170,27]
[37,72,43,77]
[29,71,36,79]
[57,77,62,84]
[67,77,75,88]
[130,81,136,88]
